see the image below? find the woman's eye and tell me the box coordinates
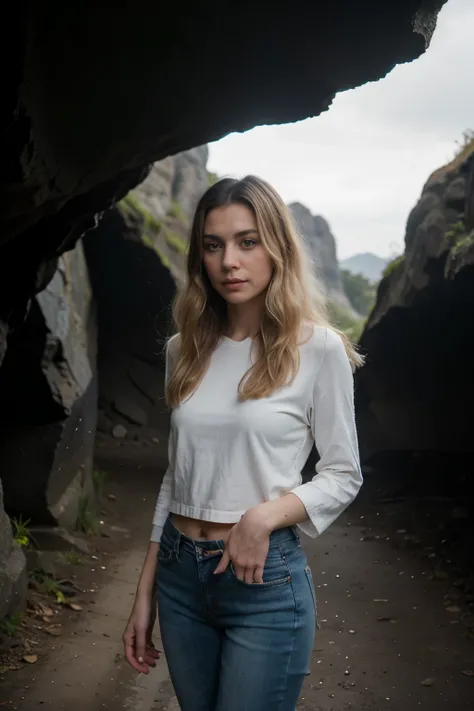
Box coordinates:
[242,239,256,249]
[204,242,220,252]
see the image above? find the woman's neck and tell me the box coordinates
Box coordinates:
[225,299,264,341]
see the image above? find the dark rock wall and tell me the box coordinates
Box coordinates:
[0,244,97,527]
[356,144,474,464]
[85,147,209,441]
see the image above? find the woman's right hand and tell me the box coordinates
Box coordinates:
[123,595,160,674]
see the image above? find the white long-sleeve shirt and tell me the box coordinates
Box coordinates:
[151,325,362,542]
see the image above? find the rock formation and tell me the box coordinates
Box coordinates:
[356,140,474,463]
[290,202,355,313]
[85,147,209,440]
[0,0,446,618]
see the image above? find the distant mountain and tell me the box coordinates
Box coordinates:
[339,252,387,283]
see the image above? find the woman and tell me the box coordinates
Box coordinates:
[123,175,363,711]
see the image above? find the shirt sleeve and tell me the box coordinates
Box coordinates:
[290,328,363,538]
[150,337,178,543]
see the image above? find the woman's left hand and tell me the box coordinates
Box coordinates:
[213,505,272,584]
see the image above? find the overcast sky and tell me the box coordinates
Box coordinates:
[208,0,474,260]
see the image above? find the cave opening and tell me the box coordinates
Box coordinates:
[83,207,176,446]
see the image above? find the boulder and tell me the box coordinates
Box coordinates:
[0,481,27,620]
[356,142,474,462]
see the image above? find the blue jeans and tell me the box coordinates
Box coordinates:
[156,516,316,711]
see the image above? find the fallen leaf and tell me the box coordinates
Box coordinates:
[23,655,38,664]
[462,670,474,677]
[445,605,461,614]
[68,603,82,612]
[44,626,62,636]
[421,677,436,687]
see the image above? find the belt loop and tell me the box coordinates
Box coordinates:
[291,525,300,543]
[173,529,182,561]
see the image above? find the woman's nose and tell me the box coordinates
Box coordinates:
[222,244,239,270]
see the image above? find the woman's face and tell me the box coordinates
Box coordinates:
[202,203,273,306]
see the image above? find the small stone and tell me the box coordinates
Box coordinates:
[68,603,82,612]
[421,677,436,687]
[45,626,62,636]
[112,424,127,439]
[23,655,38,664]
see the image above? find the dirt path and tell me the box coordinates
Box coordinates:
[2,445,474,710]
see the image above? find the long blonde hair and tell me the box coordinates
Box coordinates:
[166,175,363,407]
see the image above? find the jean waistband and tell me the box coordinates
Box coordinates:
[161,514,299,553]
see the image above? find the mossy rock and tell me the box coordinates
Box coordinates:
[383,255,405,279]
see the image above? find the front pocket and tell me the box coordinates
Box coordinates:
[229,562,291,588]
[157,542,174,562]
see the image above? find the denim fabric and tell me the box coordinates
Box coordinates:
[156,516,316,711]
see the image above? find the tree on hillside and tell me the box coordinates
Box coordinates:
[341,269,376,317]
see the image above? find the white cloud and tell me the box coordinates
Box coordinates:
[208,0,474,260]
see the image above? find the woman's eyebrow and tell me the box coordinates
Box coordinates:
[202,229,258,240]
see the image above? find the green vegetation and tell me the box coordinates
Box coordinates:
[62,551,85,566]
[118,193,163,234]
[29,570,66,604]
[383,254,405,278]
[341,270,376,317]
[11,515,31,548]
[444,218,474,278]
[118,191,189,269]
[0,612,22,637]
[207,171,219,187]
[169,200,188,225]
[328,301,366,343]
[453,129,474,159]
[76,494,99,536]
[163,227,188,254]
[92,468,107,499]
[444,219,467,246]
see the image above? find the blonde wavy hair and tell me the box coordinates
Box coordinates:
[166,175,363,407]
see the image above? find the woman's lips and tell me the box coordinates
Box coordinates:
[223,279,247,291]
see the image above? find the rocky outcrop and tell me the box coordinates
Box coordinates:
[0,243,97,527]
[290,202,355,312]
[84,147,209,446]
[0,481,27,620]
[356,141,474,462]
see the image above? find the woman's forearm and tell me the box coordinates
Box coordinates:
[253,493,309,533]
[136,541,160,599]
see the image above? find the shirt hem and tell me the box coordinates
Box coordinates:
[169,501,245,523]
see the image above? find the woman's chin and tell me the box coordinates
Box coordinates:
[223,292,259,306]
